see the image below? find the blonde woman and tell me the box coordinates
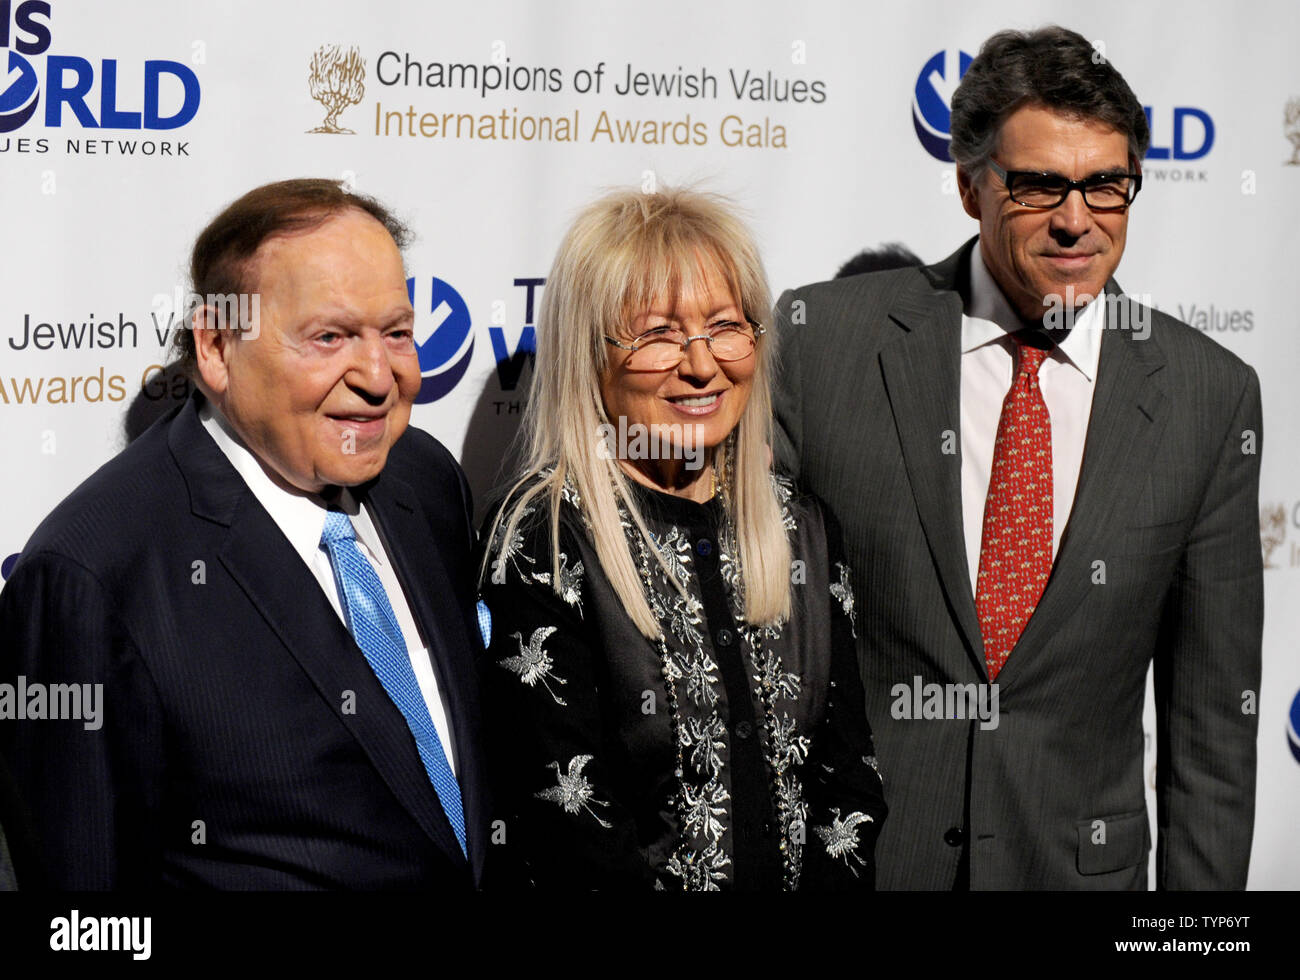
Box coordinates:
[478,187,885,891]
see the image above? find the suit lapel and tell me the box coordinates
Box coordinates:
[169,394,470,870]
[997,289,1169,685]
[878,241,987,672]
[362,465,488,881]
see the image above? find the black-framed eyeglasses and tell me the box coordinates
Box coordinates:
[988,159,1142,211]
[604,317,765,372]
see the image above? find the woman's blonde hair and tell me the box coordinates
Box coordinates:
[482,185,791,638]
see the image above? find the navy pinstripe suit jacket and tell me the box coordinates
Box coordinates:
[0,391,490,889]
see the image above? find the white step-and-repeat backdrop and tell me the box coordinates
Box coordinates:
[2,0,1296,888]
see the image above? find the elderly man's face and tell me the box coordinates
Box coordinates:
[203,208,420,493]
[958,103,1133,321]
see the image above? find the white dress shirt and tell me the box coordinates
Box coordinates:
[199,401,457,775]
[960,241,1104,594]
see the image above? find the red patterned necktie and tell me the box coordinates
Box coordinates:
[975,339,1052,681]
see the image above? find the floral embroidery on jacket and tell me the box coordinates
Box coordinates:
[483,469,882,891]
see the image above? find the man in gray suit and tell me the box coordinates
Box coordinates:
[774,26,1262,889]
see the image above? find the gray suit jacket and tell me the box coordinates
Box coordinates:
[773,237,1263,889]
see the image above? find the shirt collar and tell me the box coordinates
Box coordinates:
[961,239,1102,382]
[197,400,386,566]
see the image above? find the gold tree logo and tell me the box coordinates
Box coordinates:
[308,45,365,134]
[1261,503,1286,568]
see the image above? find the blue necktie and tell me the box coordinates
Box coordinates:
[320,510,467,856]
[475,600,492,647]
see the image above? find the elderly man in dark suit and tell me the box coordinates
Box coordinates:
[0,179,490,889]
[774,26,1262,889]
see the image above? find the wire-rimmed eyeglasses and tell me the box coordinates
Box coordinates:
[604,318,765,372]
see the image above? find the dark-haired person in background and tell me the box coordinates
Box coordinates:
[0,179,490,889]
[834,242,923,280]
[774,26,1262,889]
[122,361,193,444]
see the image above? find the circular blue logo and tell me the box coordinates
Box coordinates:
[0,50,41,133]
[407,276,474,404]
[1288,690,1300,765]
[912,49,973,162]
[1,552,19,581]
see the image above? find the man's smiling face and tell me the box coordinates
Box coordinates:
[200,208,420,493]
[959,103,1134,320]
